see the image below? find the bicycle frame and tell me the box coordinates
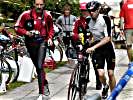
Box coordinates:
[107,62,133,100]
[52,31,64,62]
[67,42,90,100]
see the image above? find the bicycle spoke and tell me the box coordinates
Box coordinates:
[79,64,90,99]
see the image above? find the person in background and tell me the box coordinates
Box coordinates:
[14,0,54,100]
[119,0,133,62]
[72,2,102,90]
[86,1,116,99]
[56,3,77,64]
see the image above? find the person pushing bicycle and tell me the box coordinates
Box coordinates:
[72,2,102,90]
[86,1,116,99]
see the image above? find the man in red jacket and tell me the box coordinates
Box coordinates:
[120,0,133,62]
[73,2,102,90]
[15,0,54,100]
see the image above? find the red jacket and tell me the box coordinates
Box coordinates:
[15,8,54,39]
[73,16,88,42]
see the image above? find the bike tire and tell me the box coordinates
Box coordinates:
[79,64,90,99]
[56,44,63,62]
[0,58,12,85]
[68,63,81,100]
[7,48,20,83]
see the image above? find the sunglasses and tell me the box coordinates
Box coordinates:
[88,9,97,13]
[81,10,88,11]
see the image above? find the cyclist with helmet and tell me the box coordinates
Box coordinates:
[72,2,102,90]
[15,0,54,99]
[56,3,77,63]
[86,1,116,99]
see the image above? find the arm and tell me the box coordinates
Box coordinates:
[46,15,54,46]
[14,11,30,36]
[89,36,111,51]
[120,17,124,30]
[56,16,63,30]
[119,3,125,30]
[47,15,54,39]
[72,20,80,42]
[119,5,125,36]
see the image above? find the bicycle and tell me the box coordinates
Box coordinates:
[67,40,90,100]
[51,24,64,62]
[0,23,26,83]
[0,35,12,85]
[67,28,94,100]
[63,31,77,61]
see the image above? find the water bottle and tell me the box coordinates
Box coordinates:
[78,26,84,45]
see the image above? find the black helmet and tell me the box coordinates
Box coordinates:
[86,1,101,12]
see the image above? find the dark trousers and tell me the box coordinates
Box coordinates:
[63,36,77,59]
[25,41,47,95]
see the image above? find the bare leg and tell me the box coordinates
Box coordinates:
[108,70,116,91]
[97,69,107,86]
[127,46,132,62]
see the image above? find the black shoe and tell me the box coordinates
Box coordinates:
[44,80,50,96]
[102,84,109,99]
[96,84,102,90]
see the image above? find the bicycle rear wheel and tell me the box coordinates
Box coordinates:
[7,48,19,83]
[56,44,63,62]
[0,58,12,84]
[50,43,64,62]
[68,63,81,100]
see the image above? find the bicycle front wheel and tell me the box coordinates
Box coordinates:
[68,63,81,100]
[79,64,90,99]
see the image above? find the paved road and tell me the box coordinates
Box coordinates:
[0,49,133,100]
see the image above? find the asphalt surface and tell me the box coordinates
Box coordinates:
[0,49,133,100]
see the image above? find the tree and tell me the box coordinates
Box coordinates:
[0,0,80,21]
[45,0,80,17]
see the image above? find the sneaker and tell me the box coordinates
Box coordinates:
[44,80,50,96]
[102,84,109,99]
[37,94,50,100]
[37,94,43,100]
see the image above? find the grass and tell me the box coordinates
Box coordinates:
[7,81,27,91]
[0,61,67,95]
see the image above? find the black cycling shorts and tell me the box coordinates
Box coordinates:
[92,42,115,70]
